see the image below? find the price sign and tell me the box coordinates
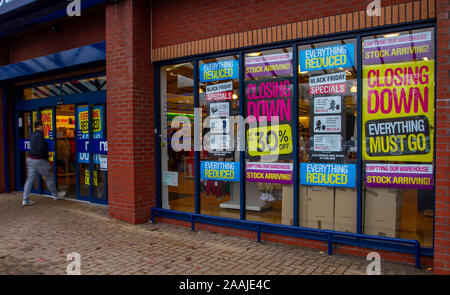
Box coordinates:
[247,124,293,156]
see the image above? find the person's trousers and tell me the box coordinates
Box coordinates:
[23,158,57,202]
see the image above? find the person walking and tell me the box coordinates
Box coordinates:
[22,120,66,206]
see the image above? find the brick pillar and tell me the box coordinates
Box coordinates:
[0,38,9,193]
[435,0,450,275]
[106,0,155,224]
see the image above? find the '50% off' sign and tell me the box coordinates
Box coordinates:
[247,124,293,156]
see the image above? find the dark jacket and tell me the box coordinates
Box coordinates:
[29,131,48,160]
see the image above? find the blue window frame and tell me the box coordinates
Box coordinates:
[153,20,437,264]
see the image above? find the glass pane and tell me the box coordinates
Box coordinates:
[77,104,90,197]
[199,55,240,219]
[161,62,195,212]
[19,112,38,191]
[92,104,107,201]
[40,108,55,193]
[62,76,107,95]
[22,83,60,100]
[56,105,76,198]
[245,48,294,224]
[298,39,357,232]
[362,28,435,247]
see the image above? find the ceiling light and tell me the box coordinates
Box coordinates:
[247,52,261,57]
[423,57,429,61]
[232,94,238,99]
[383,33,400,38]
[350,85,357,93]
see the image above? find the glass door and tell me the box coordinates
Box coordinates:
[39,107,56,195]
[55,105,77,198]
[17,111,39,193]
[76,104,108,204]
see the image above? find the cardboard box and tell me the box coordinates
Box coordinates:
[281,185,307,226]
[281,185,293,225]
[364,187,401,238]
[299,185,308,227]
[334,187,357,233]
[305,186,334,230]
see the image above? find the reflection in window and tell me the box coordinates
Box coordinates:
[298,39,358,232]
[22,83,60,100]
[161,63,195,212]
[62,76,106,95]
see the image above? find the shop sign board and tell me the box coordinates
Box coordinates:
[366,163,433,190]
[300,163,356,188]
[200,60,239,82]
[363,31,432,65]
[299,44,355,72]
[245,53,293,78]
[309,72,347,95]
[201,161,240,182]
[362,60,434,162]
[246,162,293,185]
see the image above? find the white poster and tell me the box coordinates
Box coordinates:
[210,134,231,150]
[206,81,233,94]
[313,115,341,133]
[313,134,342,152]
[99,155,108,171]
[314,96,342,114]
[210,118,230,134]
[162,171,178,187]
[210,102,229,117]
[309,72,346,86]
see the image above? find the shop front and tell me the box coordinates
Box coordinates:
[0,0,449,274]
[154,23,437,266]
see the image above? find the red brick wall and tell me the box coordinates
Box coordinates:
[151,0,413,48]
[9,8,105,63]
[434,0,450,275]
[106,0,155,224]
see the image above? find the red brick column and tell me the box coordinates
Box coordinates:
[105,0,155,224]
[0,38,9,193]
[435,0,450,275]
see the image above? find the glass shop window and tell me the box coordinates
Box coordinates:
[362,28,435,247]
[62,76,107,95]
[21,83,60,100]
[160,62,195,212]
[244,47,294,224]
[298,39,358,232]
[199,55,240,218]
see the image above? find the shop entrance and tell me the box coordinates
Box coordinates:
[15,75,108,205]
[55,104,76,198]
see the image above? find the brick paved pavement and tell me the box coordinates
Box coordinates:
[0,193,432,275]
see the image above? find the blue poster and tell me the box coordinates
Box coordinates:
[77,106,105,164]
[201,161,240,182]
[200,60,239,82]
[300,163,356,188]
[299,44,355,72]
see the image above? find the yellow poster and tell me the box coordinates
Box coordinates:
[247,124,293,156]
[40,109,54,162]
[362,60,434,162]
[79,109,101,133]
